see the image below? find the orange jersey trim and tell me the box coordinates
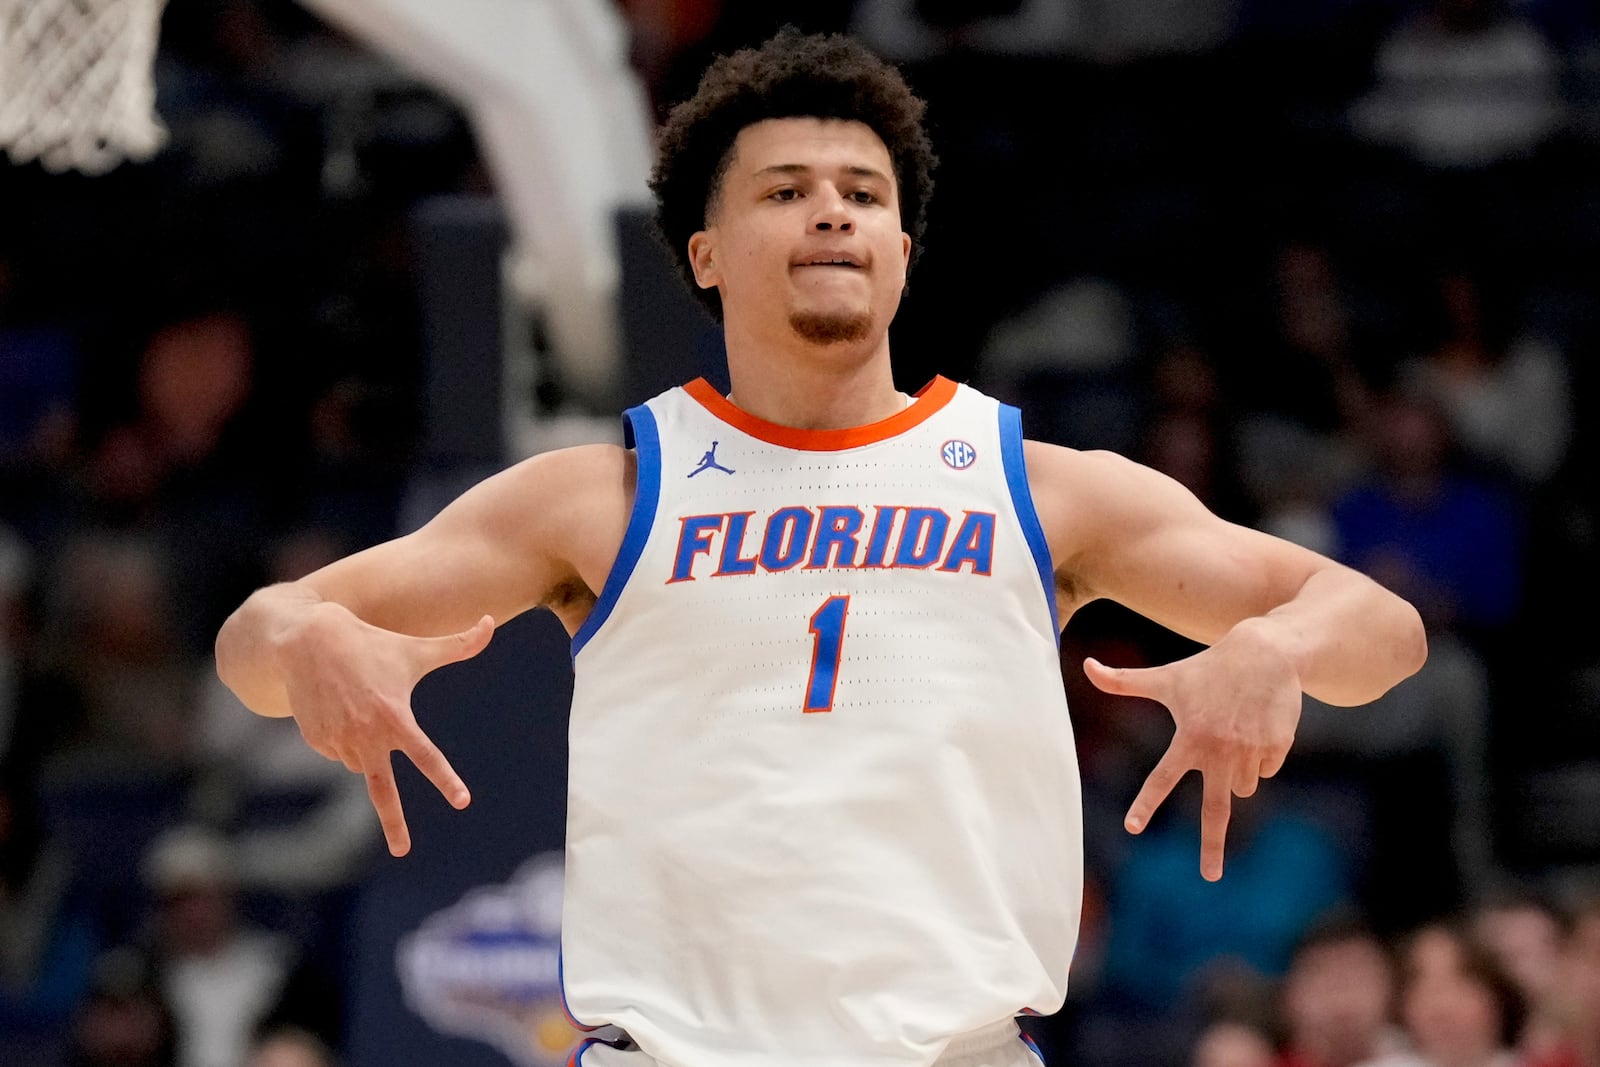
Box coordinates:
[682,376,958,451]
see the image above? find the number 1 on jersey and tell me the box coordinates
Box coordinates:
[804,595,850,713]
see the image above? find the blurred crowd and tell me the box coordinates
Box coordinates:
[1180,889,1600,1067]
[2,0,1599,1066]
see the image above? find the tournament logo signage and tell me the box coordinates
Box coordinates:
[397,852,581,1066]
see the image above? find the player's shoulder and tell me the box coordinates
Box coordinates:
[1021,439,1199,535]
[450,442,635,559]
[1022,438,1144,485]
[445,443,633,530]
[496,442,635,497]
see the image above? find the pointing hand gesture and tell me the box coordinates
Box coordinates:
[278,604,496,856]
[1083,622,1302,881]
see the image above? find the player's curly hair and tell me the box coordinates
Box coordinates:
[649,28,938,322]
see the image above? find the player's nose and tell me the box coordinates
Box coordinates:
[809,186,853,232]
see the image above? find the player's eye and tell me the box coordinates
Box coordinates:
[850,190,878,204]
[770,187,800,202]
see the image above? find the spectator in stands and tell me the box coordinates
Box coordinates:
[850,0,1082,62]
[973,275,1144,455]
[1191,960,1285,1067]
[617,0,728,113]
[0,771,100,1041]
[78,307,271,660]
[1471,885,1569,1014]
[1275,913,1407,1067]
[1469,884,1575,1064]
[178,534,352,1058]
[851,0,1241,63]
[1196,1020,1279,1067]
[1520,891,1600,1067]
[1354,920,1527,1067]
[24,531,200,778]
[244,1024,341,1067]
[1139,341,1253,525]
[1329,376,1524,643]
[139,825,297,1067]
[1230,239,1378,558]
[1350,0,1565,171]
[1140,407,1237,521]
[1293,381,1519,916]
[1239,240,1374,439]
[1397,267,1572,491]
[64,946,178,1067]
[81,310,257,517]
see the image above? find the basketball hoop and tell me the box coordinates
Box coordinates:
[0,0,171,175]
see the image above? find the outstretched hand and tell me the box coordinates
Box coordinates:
[1083,623,1303,881]
[280,607,497,857]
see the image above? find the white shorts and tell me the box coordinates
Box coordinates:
[568,1019,1046,1067]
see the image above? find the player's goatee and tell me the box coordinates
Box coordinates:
[790,310,871,344]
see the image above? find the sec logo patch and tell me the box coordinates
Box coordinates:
[941,439,977,470]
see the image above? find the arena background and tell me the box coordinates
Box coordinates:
[2,2,1599,1066]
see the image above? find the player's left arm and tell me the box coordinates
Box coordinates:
[1027,441,1426,702]
[1024,440,1427,879]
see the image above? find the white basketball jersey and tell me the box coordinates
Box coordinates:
[561,377,1084,1067]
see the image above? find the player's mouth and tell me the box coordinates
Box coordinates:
[793,252,866,270]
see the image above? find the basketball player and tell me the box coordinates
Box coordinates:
[214,29,1426,1067]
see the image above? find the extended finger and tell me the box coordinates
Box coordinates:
[364,760,412,857]
[1200,769,1232,882]
[416,614,496,672]
[1126,746,1188,834]
[1082,657,1162,701]
[403,725,471,809]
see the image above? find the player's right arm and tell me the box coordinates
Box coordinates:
[214,442,633,855]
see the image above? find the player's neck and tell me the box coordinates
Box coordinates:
[722,340,905,431]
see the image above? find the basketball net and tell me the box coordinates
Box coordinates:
[0,0,171,175]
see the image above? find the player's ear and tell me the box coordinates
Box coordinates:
[688,231,720,289]
[900,232,912,268]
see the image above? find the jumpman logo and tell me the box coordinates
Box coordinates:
[688,441,735,477]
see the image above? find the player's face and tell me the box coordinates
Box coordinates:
[689,117,912,348]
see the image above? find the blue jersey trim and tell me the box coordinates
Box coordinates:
[571,404,661,659]
[999,404,1060,638]
[557,948,600,1032]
